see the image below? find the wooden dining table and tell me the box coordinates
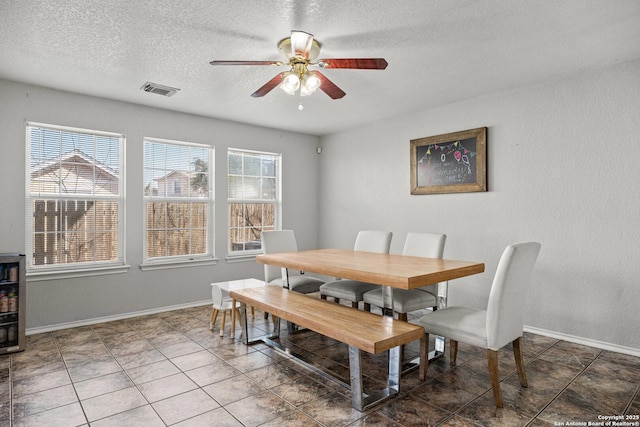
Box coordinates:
[256,248,485,353]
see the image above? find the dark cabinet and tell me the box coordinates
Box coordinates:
[0,254,25,354]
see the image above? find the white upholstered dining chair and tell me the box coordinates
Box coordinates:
[363,232,446,320]
[261,230,325,294]
[414,241,541,407]
[319,230,392,309]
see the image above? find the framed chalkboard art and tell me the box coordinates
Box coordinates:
[410,127,487,195]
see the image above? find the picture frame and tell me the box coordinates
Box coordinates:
[410,127,487,195]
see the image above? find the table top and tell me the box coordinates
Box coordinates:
[256,248,484,290]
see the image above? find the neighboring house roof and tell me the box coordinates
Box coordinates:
[154,171,189,182]
[30,149,119,180]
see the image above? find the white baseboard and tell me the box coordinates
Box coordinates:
[26,300,212,335]
[524,325,640,358]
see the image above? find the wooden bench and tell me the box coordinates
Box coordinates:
[230,286,425,411]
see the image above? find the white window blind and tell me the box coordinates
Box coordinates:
[26,123,125,271]
[143,138,214,262]
[228,148,281,254]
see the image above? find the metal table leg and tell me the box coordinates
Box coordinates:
[433,281,449,357]
[280,267,300,334]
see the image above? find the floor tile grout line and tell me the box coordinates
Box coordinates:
[621,382,640,415]
[435,337,564,426]
[524,344,604,426]
[10,331,83,424]
[88,321,170,426]
[50,330,90,426]
[92,318,248,426]
[90,317,268,426]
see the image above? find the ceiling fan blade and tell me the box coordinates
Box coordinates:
[290,30,314,59]
[317,58,388,70]
[316,72,346,99]
[251,73,286,97]
[210,60,283,66]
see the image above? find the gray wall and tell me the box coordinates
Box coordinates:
[318,59,640,354]
[0,80,320,330]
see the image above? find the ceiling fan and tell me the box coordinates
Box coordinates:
[210,30,388,100]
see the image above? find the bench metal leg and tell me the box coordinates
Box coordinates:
[349,346,365,411]
[348,344,402,412]
[239,302,280,345]
[388,345,401,392]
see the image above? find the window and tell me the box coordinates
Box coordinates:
[143,138,213,262]
[228,149,281,255]
[26,123,125,273]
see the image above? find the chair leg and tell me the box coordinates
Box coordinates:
[351,301,358,308]
[419,333,429,381]
[210,309,219,331]
[251,306,255,318]
[450,339,458,365]
[398,312,407,322]
[220,311,227,337]
[513,336,528,387]
[363,303,371,312]
[487,349,503,408]
[320,294,327,300]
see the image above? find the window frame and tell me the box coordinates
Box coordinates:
[141,137,215,269]
[25,122,127,280]
[227,148,282,259]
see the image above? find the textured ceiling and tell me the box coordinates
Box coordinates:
[1,0,640,136]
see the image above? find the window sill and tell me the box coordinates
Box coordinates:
[225,253,259,264]
[27,264,131,282]
[139,257,219,271]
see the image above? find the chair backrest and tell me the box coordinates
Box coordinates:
[261,230,299,283]
[402,232,446,258]
[211,284,224,308]
[486,242,541,350]
[403,232,447,293]
[354,230,392,254]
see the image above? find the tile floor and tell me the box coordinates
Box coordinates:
[1,304,639,426]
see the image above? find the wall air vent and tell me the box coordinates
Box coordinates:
[140,82,180,97]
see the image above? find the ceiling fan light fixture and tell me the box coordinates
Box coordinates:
[280,72,300,95]
[304,72,321,91]
[300,72,321,96]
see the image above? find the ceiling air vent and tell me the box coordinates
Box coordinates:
[140,82,180,97]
